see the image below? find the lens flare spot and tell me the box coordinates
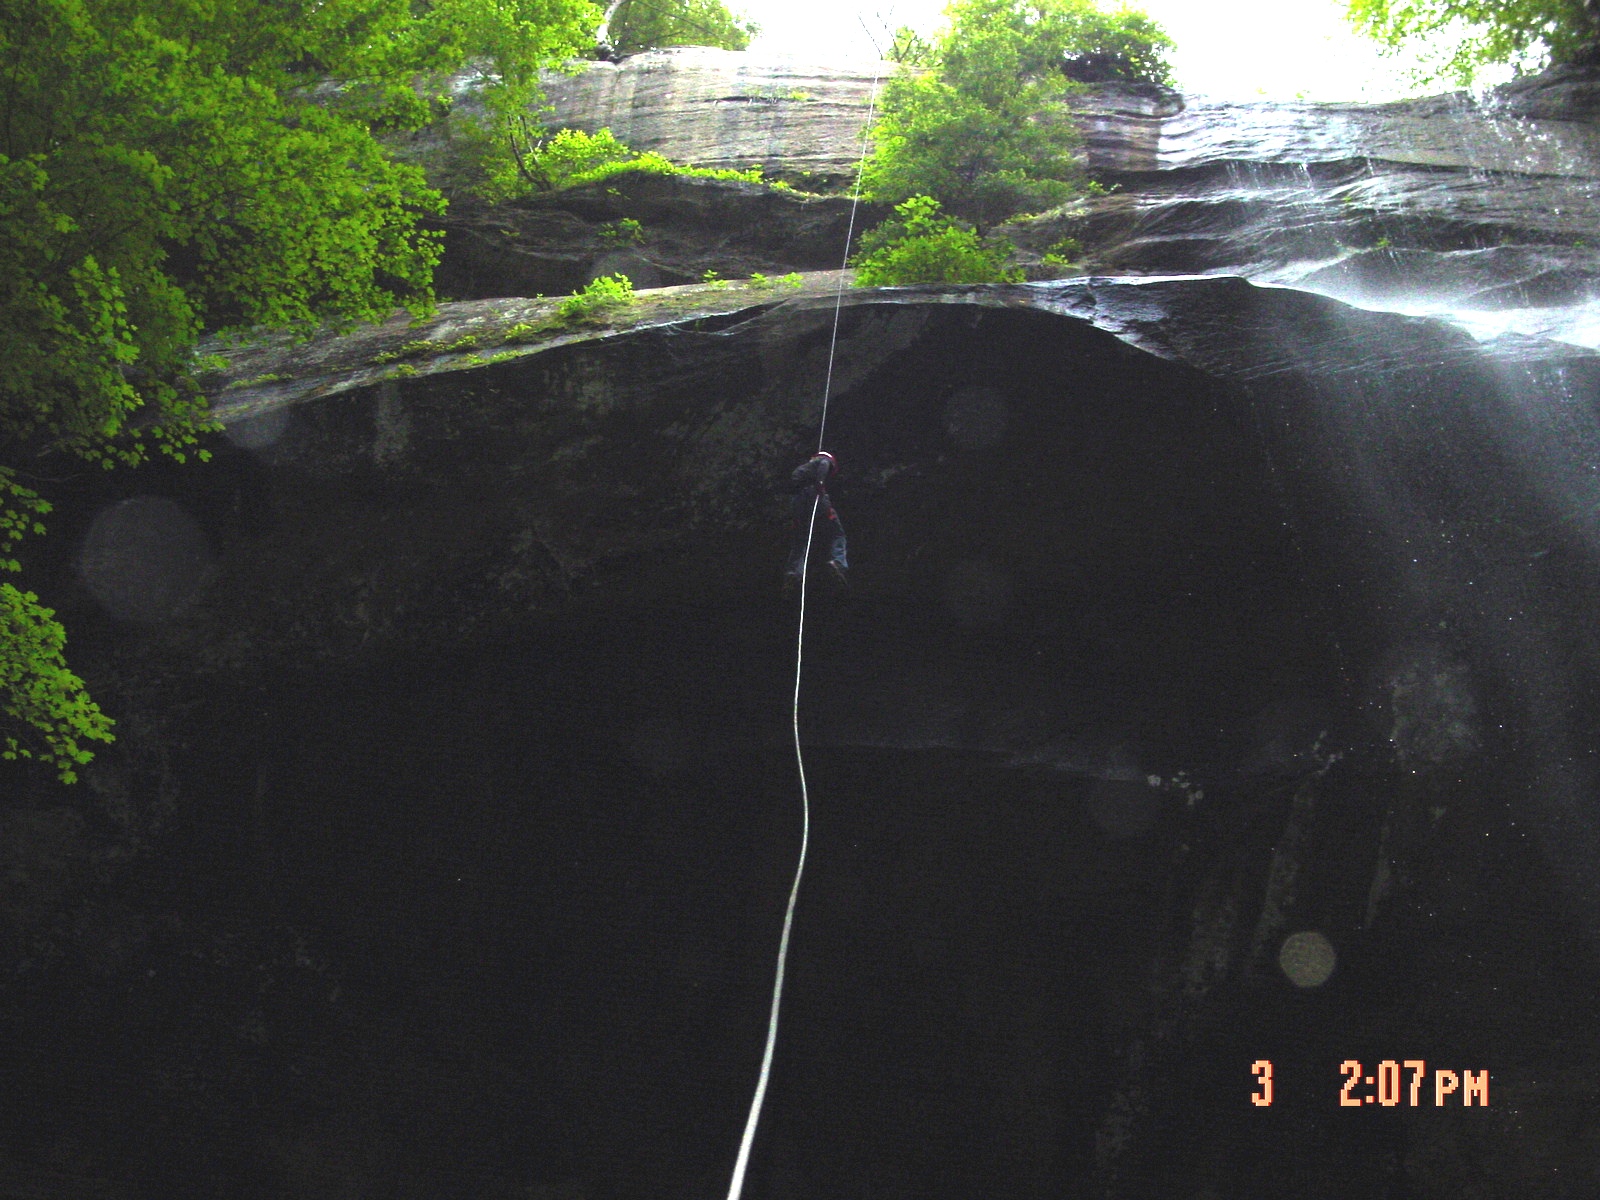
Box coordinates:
[1278,930,1337,988]
[221,406,290,451]
[1083,777,1162,838]
[78,496,213,624]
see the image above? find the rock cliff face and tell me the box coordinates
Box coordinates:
[436,50,1600,350]
[1039,69,1600,349]
[420,49,897,300]
[544,49,1600,346]
[539,48,891,186]
[6,50,1600,1200]
[431,174,880,302]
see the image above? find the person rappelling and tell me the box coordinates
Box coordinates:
[783,451,849,591]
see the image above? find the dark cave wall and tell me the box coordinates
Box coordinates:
[4,295,1600,1198]
[72,301,1349,771]
[22,626,1581,1199]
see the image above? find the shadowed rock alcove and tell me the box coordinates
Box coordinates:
[6,284,1600,1199]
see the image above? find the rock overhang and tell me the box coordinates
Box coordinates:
[66,274,1600,788]
[17,237,1600,1200]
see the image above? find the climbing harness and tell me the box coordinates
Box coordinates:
[723,56,883,1200]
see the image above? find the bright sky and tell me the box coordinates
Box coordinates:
[740,0,1482,102]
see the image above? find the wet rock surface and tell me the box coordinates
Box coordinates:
[1010,67,1600,346]
[8,53,1600,1200]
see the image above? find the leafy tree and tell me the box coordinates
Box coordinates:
[863,0,1172,234]
[1347,0,1600,84]
[864,36,1081,234]
[1043,4,1176,84]
[852,195,1023,284]
[594,0,757,57]
[886,24,940,65]
[0,0,601,778]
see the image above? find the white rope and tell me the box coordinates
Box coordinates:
[818,70,881,454]
[724,57,883,1200]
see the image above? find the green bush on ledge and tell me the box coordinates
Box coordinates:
[558,274,636,321]
[851,196,1022,286]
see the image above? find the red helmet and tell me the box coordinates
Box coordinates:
[814,450,837,474]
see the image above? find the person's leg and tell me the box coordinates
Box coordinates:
[826,509,847,570]
[786,492,817,578]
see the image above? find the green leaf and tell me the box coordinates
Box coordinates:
[861,0,1172,234]
[0,0,604,775]
[1344,0,1588,83]
[852,196,1022,285]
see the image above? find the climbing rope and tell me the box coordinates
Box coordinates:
[723,56,883,1200]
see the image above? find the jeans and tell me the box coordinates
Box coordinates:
[786,490,847,577]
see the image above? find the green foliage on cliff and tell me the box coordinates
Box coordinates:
[863,0,1173,235]
[0,0,602,777]
[477,125,766,200]
[886,25,941,66]
[558,273,636,319]
[1042,3,1176,84]
[598,0,758,56]
[1347,0,1600,83]
[852,196,1023,284]
[0,582,112,784]
[600,217,647,244]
